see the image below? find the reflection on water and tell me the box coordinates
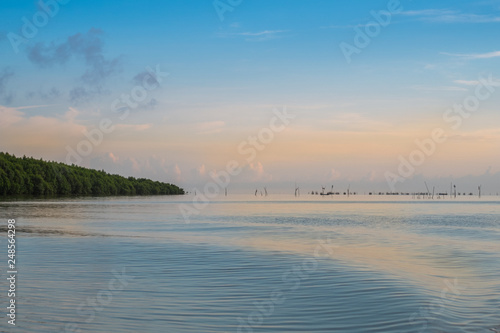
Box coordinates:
[1,195,499,332]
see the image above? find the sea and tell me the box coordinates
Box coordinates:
[0,194,499,332]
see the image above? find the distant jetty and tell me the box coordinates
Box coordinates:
[0,152,184,197]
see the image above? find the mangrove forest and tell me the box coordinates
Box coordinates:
[0,152,184,196]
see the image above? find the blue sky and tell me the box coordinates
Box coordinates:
[1,0,500,193]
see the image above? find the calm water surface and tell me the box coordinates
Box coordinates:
[0,195,499,332]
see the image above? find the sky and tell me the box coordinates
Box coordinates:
[1,0,500,194]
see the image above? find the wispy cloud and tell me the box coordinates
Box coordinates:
[323,23,381,29]
[401,9,454,16]
[454,80,480,86]
[399,9,500,23]
[237,30,286,36]
[411,85,468,92]
[441,50,500,59]
[454,79,500,86]
[194,120,225,135]
[325,9,500,28]
[217,30,288,41]
[16,104,58,110]
[114,123,153,131]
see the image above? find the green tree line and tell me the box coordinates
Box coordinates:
[0,152,184,196]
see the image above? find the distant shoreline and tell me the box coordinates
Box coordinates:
[0,152,185,197]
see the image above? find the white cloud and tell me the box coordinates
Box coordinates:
[245,162,272,182]
[441,50,500,59]
[399,9,500,23]
[400,9,456,17]
[114,123,153,131]
[217,30,288,41]
[453,80,480,86]
[324,23,385,29]
[411,85,468,92]
[328,168,342,181]
[197,164,206,176]
[452,79,500,87]
[236,30,287,37]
